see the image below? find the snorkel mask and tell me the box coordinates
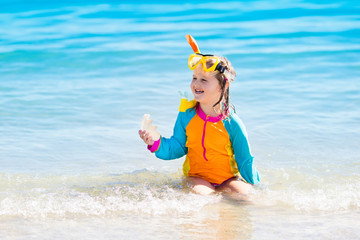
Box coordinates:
[186,35,235,81]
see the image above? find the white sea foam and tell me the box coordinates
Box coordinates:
[251,167,360,212]
[0,167,359,220]
[0,172,222,219]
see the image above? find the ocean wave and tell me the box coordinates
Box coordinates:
[252,167,360,212]
[0,167,359,220]
[0,171,221,219]
[0,2,358,53]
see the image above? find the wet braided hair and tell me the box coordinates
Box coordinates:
[206,56,236,117]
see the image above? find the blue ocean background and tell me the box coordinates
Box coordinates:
[0,1,359,239]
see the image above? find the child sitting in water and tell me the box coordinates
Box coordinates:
[139,35,260,195]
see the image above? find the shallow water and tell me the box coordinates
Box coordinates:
[1,0,360,239]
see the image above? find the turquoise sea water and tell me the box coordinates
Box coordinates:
[1,1,360,239]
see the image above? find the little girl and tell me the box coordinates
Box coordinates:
[139,35,260,195]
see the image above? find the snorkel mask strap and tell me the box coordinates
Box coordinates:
[215,63,235,81]
[215,64,226,74]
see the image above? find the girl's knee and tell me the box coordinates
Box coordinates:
[224,179,251,195]
[186,177,215,195]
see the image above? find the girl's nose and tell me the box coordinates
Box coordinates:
[192,83,200,90]
[192,79,200,86]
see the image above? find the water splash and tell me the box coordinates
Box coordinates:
[0,171,222,219]
[252,166,360,212]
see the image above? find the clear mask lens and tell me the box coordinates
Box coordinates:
[189,56,202,68]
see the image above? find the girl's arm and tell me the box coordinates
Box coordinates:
[225,114,260,185]
[148,111,191,160]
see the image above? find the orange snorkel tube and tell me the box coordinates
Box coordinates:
[185,34,200,54]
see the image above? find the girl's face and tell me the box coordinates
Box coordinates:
[190,65,222,107]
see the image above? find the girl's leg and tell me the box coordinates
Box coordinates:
[218,178,251,195]
[187,176,215,195]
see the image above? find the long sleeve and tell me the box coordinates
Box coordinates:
[224,113,260,185]
[151,107,196,160]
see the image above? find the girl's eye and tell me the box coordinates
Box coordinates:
[201,79,207,82]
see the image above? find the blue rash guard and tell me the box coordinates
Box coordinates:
[149,98,260,185]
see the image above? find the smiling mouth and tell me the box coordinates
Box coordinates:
[195,89,204,94]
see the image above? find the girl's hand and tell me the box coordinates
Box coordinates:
[138,130,155,146]
[140,114,160,146]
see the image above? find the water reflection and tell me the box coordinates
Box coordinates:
[181,199,253,240]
